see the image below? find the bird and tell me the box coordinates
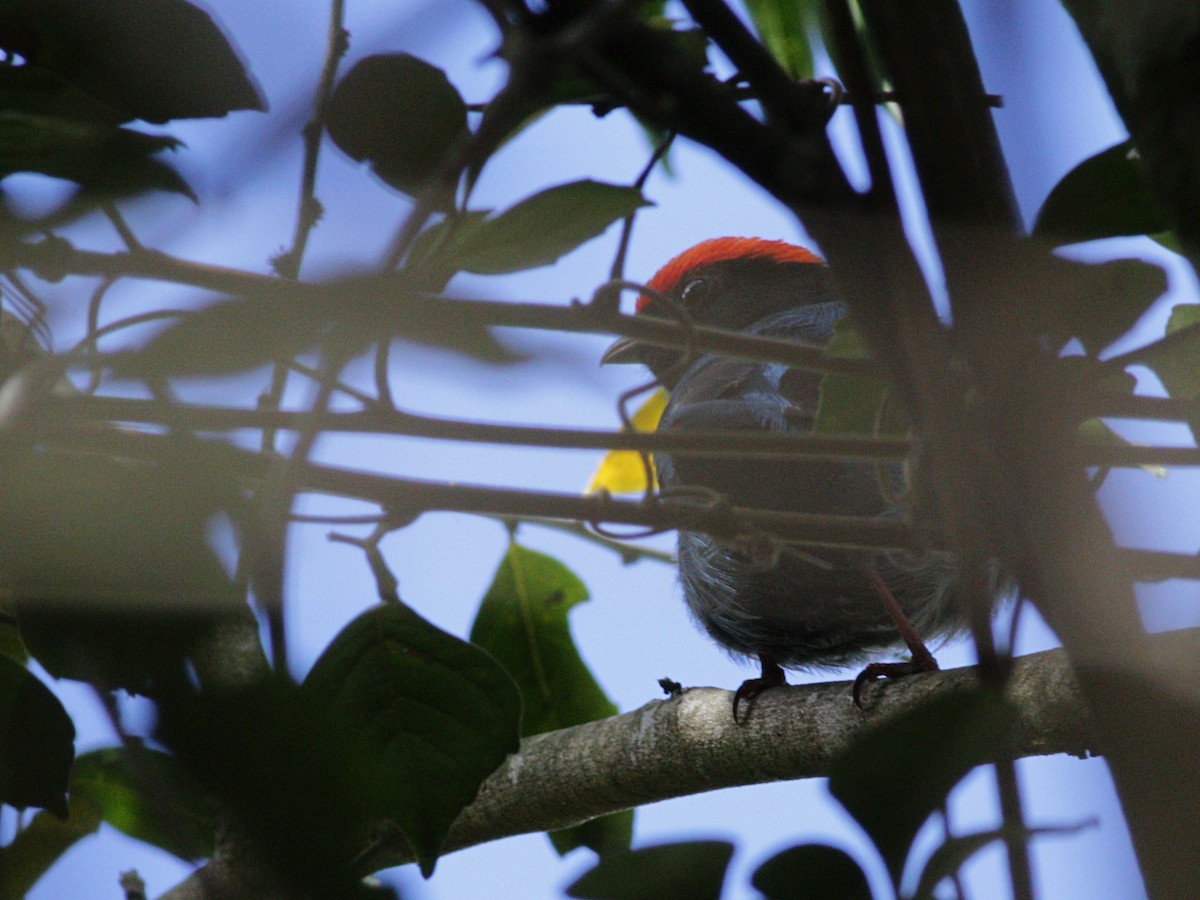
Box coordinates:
[603,237,969,719]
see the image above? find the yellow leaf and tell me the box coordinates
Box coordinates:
[585,389,668,494]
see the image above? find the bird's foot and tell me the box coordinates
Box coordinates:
[854,564,941,707]
[733,654,786,723]
[852,652,940,708]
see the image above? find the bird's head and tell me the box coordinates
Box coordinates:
[602,237,831,385]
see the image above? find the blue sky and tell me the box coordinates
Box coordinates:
[16,1,1198,897]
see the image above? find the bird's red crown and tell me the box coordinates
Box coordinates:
[637,237,825,313]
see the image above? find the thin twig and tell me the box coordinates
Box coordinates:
[81,278,117,393]
[608,133,675,287]
[996,754,1036,900]
[53,395,1200,468]
[275,0,348,280]
[34,426,932,553]
[101,201,145,252]
[53,394,912,458]
[251,348,351,669]
[4,237,879,378]
[328,522,401,603]
[461,87,1003,114]
[501,515,676,565]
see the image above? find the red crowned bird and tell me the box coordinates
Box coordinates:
[604,237,974,719]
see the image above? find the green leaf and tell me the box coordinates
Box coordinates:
[471,543,615,735]
[0,447,244,693]
[71,746,218,860]
[470,542,629,856]
[303,601,522,877]
[1139,304,1200,399]
[814,318,896,435]
[0,796,103,899]
[751,843,873,900]
[0,655,75,817]
[1033,141,1170,244]
[565,840,735,900]
[450,181,650,275]
[405,211,491,289]
[745,0,816,78]
[0,0,264,123]
[328,53,468,204]
[1150,229,1184,255]
[0,613,27,665]
[118,275,521,379]
[828,688,1019,882]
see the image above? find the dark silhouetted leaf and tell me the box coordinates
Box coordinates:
[449,181,649,274]
[549,811,633,859]
[828,688,1018,881]
[1033,141,1169,244]
[0,67,194,200]
[566,840,734,900]
[1,447,244,693]
[751,843,873,900]
[746,0,816,78]
[303,601,522,876]
[328,53,467,203]
[911,820,1095,900]
[469,21,705,186]
[0,0,264,123]
[910,829,999,900]
[1037,256,1166,354]
[471,542,629,856]
[157,676,395,898]
[1126,303,1200,443]
[0,796,103,899]
[71,746,219,860]
[0,655,75,817]
[119,276,521,379]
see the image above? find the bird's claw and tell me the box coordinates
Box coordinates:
[852,654,940,708]
[732,655,787,723]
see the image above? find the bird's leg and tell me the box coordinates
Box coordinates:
[733,653,787,722]
[852,565,940,707]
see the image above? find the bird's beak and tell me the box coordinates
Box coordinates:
[600,336,643,365]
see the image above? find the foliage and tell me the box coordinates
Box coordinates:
[0,0,1197,898]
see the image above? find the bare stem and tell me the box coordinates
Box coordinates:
[275,0,348,280]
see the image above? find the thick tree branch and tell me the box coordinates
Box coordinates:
[155,629,1200,899]
[149,638,1102,898]
[351,629,1200,872]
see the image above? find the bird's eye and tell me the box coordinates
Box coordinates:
[680,277,709,304]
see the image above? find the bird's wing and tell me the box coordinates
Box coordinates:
[657,344,892,517]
